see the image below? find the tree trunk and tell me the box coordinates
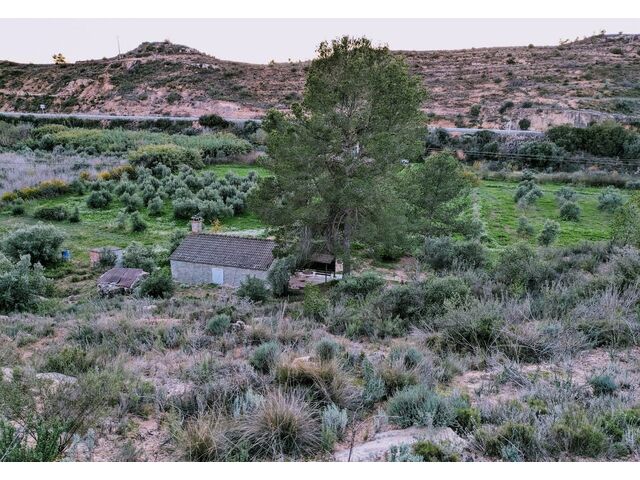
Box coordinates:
[342,217,352,275]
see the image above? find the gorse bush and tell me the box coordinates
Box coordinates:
[2,224,64,266]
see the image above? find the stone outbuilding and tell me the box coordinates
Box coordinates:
[169,234,276,287]
[97,267,148,295]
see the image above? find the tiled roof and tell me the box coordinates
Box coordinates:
[97,268,148,289]
[169,234,276,271]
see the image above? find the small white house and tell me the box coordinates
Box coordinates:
[169,232,276,287]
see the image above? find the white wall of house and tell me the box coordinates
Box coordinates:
[170,260,270,287]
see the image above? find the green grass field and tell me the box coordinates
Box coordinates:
[0,164,266,265]
[0,171,622,269]
[479,180,619,247]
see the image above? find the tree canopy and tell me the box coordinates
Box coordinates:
[250,37,427,273]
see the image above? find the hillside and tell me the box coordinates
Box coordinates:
[0,34,639,129]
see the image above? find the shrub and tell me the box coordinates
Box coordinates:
[173,197,200,220]
[128,144,204,170]
[441,307,505,353]
[517,216,535,237]
[386,385,461,428]
[494,242,553,290]
[137,270,174,298]
[412,440,459,462]
[129,212,147,232]
[422,276,470,318]
[387,444,422,462]
[514,179,542,204]
[86,190,112,209]
[598,186,624,212]
[452,406,481,434]
[2,224,64,266]
[552,410,607,457]
[588,374,618,396]
[122,193,143,213]
[96,247,116,269]
[555,186,577,203]
[275,359,355,408]
[33,205,69,221]
[302,285,328,319]
[199,114,230,129]
[40,346,93,376]
[267,256,296,297]
[334,272,385,299]
[10,199,25,216]
[250,341,280,373]
[315,338,340,362]
[559,201,581,221]
[122,242,156,272]
[498,101,514,114]
[238,276,270,302]
[479,422,538,460]
[599,407,640,442]
[68,206,80,223]
[206,314,231,336]
[147,196,164,216]
[236,389,322,459]
[0,255,50,313]
[321,404,348,447]
[518,119,531,130]
[538,220,560,246]
[422,236,488,270]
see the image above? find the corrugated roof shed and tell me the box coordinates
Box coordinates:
[170,234,276,271]
[98,268,148,289]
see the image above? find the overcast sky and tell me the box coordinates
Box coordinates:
[0,18,638,64]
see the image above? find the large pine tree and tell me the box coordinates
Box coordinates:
[250,37,426,273]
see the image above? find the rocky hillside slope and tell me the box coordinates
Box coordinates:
[0,34,639,129]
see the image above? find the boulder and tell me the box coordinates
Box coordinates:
[334,426,465,462]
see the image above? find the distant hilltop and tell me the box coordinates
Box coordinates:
[0,34,639,130]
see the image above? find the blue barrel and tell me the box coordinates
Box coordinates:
[61,250,71,262]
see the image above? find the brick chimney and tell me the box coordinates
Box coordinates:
[191,215,203,234]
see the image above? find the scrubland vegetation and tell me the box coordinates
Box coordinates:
[1,35,640,463]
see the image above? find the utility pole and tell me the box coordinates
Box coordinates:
[117,36,121,57]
